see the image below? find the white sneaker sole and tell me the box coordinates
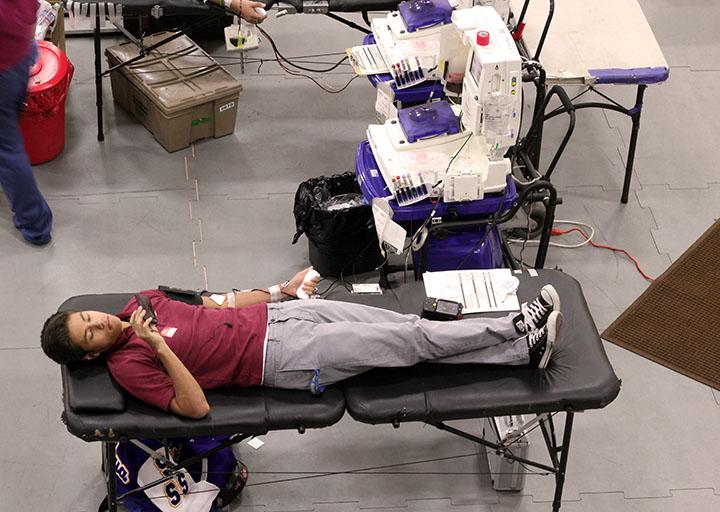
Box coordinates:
[538,311,562,369]
[541,285,561,315]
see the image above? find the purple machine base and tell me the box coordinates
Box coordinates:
[415,224,505,272]
[363,33,445,105]
[356,140,517,272]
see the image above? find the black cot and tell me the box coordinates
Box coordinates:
[58,269,620,511]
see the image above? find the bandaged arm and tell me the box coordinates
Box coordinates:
[200,287,292,309]
[200,267,320,308]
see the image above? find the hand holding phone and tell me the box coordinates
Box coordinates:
[134,293,158,326]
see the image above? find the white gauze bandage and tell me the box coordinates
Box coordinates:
[268,285,282,303]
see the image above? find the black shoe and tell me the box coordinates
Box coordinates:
[527,311,561,369]
[513,285,561,335]
[23,231,51,246]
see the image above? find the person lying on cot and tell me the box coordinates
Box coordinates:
[40,268,563,420]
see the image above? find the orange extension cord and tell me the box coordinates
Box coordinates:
[550,227,655,281]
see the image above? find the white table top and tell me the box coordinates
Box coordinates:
[510,0,668,85]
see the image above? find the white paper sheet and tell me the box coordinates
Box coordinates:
[372,198,406,254]
[375,81,397,123]
[423,268,521,313]
[247,437,265,450]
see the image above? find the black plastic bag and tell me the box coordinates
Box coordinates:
[292,172,384,277]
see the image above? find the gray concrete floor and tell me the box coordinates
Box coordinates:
[1,1,719,510]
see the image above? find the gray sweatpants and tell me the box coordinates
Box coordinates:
[262,300,529,390]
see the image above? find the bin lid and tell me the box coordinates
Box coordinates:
[106,33,242,115]
[398,0,453,33]
[27,41,72,95]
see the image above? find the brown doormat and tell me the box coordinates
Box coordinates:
[602,219,720,390]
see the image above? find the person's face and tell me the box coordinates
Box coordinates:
[66,311,124,359]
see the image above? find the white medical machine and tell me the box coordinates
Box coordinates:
[366,6,521,205]
[369,0,510,85]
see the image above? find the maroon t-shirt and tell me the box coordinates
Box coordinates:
[106,290,267,411]
[0,0,38,71]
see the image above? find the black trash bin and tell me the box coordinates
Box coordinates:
[292,172,385,278]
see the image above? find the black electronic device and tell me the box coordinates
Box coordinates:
[421,297,464,321]
[158,285,204,305]
[134,293,158,325]
[157,285,201,297]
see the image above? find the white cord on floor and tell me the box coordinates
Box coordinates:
[511,173,542,187]
[507,219,596,249]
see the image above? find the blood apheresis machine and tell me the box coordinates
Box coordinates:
[363,6,521,204]
[355,0,510,107]
[356,6,523,271]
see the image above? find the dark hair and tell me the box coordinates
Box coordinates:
[41,311,88,365]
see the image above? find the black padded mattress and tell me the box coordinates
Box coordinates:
[59,294,345,441]
[59,269,619,441]
[329,270,621,423]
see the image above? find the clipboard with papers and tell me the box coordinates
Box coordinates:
[347,44,389,75]
[423,269,521,314]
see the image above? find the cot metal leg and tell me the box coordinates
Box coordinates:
[621,84,647,204]
[552,412,575,512]
[431,421,556,473]
[538,415,559,468]
[94,8,105,142]
[104,441,118,512]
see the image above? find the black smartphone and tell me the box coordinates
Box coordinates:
[134,294,158,325]
[421,297,464,321]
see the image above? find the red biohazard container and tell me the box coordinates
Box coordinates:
[19,41,74,165]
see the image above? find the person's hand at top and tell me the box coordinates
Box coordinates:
[230,0,267,24]
[130,307,165,352]
[283,267,321,298]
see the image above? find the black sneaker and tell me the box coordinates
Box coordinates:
[527,311,561,369]
[513,285,561,335]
